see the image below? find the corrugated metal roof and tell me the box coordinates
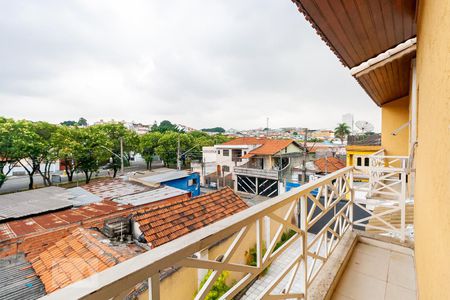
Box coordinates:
[66,187,102,206]
[0,187,73,221]
[113,186,189,206]
[136,170,190,184]
[81,178,150,200]
[0,254,45,300]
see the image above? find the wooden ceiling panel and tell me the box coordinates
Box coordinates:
[293,0,417,68]
[356,51,415,106]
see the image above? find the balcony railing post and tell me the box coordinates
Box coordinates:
[300,195,308,299]
[349,169,354,230]
[400,170,407,242]
[148,273,160,300]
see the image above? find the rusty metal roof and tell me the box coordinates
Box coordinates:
[0,201,131,242]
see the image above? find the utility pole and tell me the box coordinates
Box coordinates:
[120,137,124,175]
[177,134,181,170]
[302,128,308,184]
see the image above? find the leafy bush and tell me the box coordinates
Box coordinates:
[273,229,296,252]
[195,270,231,300]
[245,243,269,275]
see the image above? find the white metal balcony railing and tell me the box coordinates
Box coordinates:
[234,166,279,180]
[40,163,411,300]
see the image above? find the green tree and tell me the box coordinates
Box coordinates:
[95,123,138,178]
[334,123,351,144]
[0,118,17,188]
[52,126,81,182]
[33,121,58,186]
[201,127,225,133]
[140,132,162,170]
[77,117,88,126]
[9,120,53,189]
[151,120,182,133]
[156,132,193,167]
[60,120,78,126]
[74,126,111,183]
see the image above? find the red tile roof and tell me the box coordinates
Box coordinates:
[314,157,346,173]
[134,188,248,248]
[249,139,297,156]
[220,137,268,146]
[221,138,301,156]
[30,228,145,293]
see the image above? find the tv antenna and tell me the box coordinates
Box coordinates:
[355,120,374,133]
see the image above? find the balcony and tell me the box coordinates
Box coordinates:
[347,134,381,146]
[234,166,279,180]
[40,162,415,300]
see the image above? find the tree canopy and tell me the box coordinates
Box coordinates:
[334,123,351,144]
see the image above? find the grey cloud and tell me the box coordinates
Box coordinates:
[0,0,380,130]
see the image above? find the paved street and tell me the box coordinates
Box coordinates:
[0,160,163,194]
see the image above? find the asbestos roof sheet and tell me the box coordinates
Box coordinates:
[136,170,190,184]
[113,186,189,206]
[0,254,46,300]
[0,187,73,221]
[66,187,102,206]
[81,178,150,200]
[134,187,248,248]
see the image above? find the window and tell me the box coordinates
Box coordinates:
[356,157,362,166]
[222,165,230,172]
[243,151,247,155]
[364,157,370,167]
[188,178,198,186]
[223,149,230,156]
[217,150,221,155]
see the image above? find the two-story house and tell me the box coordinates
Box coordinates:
[214,138,303,197]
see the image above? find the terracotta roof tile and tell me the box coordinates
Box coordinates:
[134,188,248,248]
[220,137,301,156]
[314,157,346,173]
[30,228,145,293]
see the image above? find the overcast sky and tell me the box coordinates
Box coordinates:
[0,0,380,131]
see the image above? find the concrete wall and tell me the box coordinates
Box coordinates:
[381,96,410,156]
[414,1,450,298]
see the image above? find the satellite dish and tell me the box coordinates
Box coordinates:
[355,121,374,133]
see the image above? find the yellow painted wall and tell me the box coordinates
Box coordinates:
[139,267,198,300]
[381,96,410,156]
[345,145,382,167]
[414,0,450,298]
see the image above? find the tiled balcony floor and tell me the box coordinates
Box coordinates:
[332,242,417,300]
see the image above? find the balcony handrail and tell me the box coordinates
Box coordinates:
[40,165,410,300]
[40,167,353,300]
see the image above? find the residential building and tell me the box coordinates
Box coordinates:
[191,146,217,185]
[342,113,354,133]
[130,169,201,196]
[232,138,303,197]
[38,1,449,300]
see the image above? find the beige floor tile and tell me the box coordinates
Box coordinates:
[387,252,416,290]
[346,250,389,281]
[334,269,386,300]
[331,292,353,300]
[385,283,417,300]
[355,243,391,260]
